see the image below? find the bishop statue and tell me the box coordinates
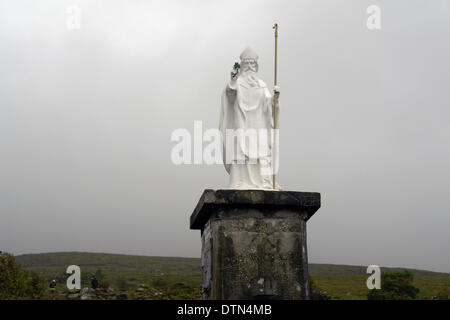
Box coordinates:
[219,47,281,190]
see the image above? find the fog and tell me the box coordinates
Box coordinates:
[1,0,449,273]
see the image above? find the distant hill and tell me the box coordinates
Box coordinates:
[13,252,450,300]
[15,251,450,277]
[309,263,450,277]
[16,252,200,274]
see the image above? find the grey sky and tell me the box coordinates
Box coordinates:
[1,0,449,273]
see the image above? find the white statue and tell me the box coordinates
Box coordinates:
[219,47,281,190]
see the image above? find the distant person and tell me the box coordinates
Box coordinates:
[90,275,99,290]
[49,279,56,289]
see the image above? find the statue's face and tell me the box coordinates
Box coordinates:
[241,59,258,73]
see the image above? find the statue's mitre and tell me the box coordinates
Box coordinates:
[240,47,259,60]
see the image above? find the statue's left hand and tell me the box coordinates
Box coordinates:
[273,85,280,97]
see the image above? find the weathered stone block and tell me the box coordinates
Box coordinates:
[190,189,321,300]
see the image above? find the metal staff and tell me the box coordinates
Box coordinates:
[272,23,278,189]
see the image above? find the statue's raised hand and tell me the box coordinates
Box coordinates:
[230,68,239,81]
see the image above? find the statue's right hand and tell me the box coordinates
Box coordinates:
[230,69,239,80]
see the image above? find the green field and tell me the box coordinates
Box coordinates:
[15,252,450,300]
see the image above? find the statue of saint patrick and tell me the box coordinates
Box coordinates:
[220,47,281,190]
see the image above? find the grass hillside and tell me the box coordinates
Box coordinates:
[309,263,450,277]
[15,252,450,300]
[16,252,200,274]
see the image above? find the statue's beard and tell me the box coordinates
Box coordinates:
[241,65,257,73]
[240,68,260,87]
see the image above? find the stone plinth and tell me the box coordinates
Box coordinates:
[190,189,321,300]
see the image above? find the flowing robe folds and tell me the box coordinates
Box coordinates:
[219,72,280,190]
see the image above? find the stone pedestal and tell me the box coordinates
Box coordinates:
[190,189,321,300]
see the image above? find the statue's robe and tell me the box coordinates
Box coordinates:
[219,71,280,189]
